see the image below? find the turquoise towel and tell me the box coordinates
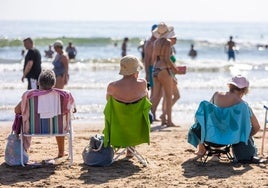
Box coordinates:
[103,97,151,148]
[188,100,252,147]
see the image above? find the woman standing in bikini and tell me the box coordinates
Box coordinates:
[150,22,179,127]
[52,40,69,157]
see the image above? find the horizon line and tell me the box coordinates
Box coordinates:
[1,19,268,24]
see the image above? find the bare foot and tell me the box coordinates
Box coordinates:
[126,148,134,158]
[194,151,206,156]
[56,153,68,158]
[166,122,178,127]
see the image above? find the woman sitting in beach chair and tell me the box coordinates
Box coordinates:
[103,55,151,164]
[15,69,75,159]
[188,75,264,163]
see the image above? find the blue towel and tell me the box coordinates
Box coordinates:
[188,100,252,147]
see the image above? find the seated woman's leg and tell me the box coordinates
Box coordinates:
[56,136,65,158]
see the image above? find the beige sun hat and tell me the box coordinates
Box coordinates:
[228,75,249,88]
[53,40,63,47]
[119,55,143,76]
[152,22,175,39]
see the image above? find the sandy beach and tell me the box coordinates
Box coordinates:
[0,120,267,188]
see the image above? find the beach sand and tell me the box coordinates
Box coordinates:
[0,120,267,188]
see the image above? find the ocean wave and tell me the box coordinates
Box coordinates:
[0,37,144,47]
[1,58,268,73]
[1,36,267,50]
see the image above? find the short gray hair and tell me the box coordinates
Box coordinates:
[38,69,56,90]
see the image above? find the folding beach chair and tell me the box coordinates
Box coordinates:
[20,89,75,166]
[202,142,233,164]
[188,101,252,164]
[261,105,268,156]
[103,97,151,166]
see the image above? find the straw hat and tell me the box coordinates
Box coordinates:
[119,55,143,76]
[152,22,175,39]
[228,75,249,88]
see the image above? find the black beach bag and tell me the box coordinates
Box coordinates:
[82,134,114,167]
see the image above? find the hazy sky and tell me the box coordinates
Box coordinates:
[0,0,267,22]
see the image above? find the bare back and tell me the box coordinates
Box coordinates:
[212,91,242,107]
[227,41,235,51]
[153,38,172,68]
[106,76,148,103]
[144,36,156,67]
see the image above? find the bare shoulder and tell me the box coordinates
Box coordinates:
[107,80,117,88]
[215,91,226,96]
[138,78,146,82]
[137,78,147,85]
[61,54,68,61]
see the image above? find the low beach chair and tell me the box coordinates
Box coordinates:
[261,105,268,156]
[188,101,252,164]
[103,97,151,166]
[20,89,75,166]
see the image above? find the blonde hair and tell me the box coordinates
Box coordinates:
[229,84,249,95]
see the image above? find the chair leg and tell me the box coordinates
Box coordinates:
[202,152,209,165]
[127,147,148,166]
[20,134,25,167]
[261,129,267,156]
[68,135,73,166]
[66,121,73,166]
[261,107,268,156]
[113,148,127,162]
[113,147,148,166]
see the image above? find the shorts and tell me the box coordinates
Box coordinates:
[228,50,235,60]
[27,78,38,90]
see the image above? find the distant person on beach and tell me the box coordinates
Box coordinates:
[188,44,197,59]
[151,22,179,127]
[65,42,77,60]
[52,40,70,157]
[137,40,145,62]
[44,45,54,58]
[53,40,69,89]
[21,37,42,90]
[21,49,25,58]
[144,24,158,93]
[121,37,129,57]
[225,36,236,61]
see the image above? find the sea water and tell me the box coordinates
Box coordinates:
[0,21,268,127]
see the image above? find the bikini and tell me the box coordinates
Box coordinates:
[153,56,171,77]
[115,98,142,105]
[52,54,65,77]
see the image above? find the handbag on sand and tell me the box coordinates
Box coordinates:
[5,131,29,166]
[82,134,114,167]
